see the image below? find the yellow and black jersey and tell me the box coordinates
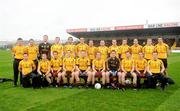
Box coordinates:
[119,45,130,59]
[92,59,105,71]
[51,44,63,58]
[64,44,76,57]
[97,46,109,60]
[38,59,51,73]
[63,57,76,71]
[38,42,51,59]
[155,43,169,59]
[143,45,155,60]
[106,57,121,71]
[50,58,62,70]
[76,57,90,70]
[135,59,147,71]
[108,45,119,57]
[87,46,97,60]
[121,58,134,72]
[148,59,164,73]
[26,45,38,60]
[130,45,142,60]
[12,45,27,59]
[19,60,35,75]
[76,43,88,55]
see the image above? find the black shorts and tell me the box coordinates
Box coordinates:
[109,70,118,77]
[145,59,150,62]
[22,72,36,79]
[64,71,72,78]
[79,70,87,77]
[125,72,132,78]
[160,59,168,68]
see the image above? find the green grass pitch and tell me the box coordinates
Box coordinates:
[0,50,180,111]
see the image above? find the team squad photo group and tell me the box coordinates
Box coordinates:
[12,35,171,91]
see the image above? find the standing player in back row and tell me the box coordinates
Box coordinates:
[97,40,109,61]
[108,39,119,57]
[119,39,130,59]
[87,40,97,65]
[130,39,142,60]
[64,37,76,57]
[51,37,64,59]
[12,38,27,86]
[143,38,155,61]
[39,35,51,60]
[155,37,169,75]
[76,37,88,57]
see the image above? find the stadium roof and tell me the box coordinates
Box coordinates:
[67,22,180,39]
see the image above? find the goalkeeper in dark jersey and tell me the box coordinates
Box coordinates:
[38,35,51,60]
[106,50,122,89]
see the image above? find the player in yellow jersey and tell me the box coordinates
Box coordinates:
[50,51,63,87]
[119,39,130,59]
[12,38,27,86]
[143,38,155,61]
[97,40,109,61]
[51,37,64,59]
[92,52,106,87]
[87,40,97,65]
[121,51,137,89]
[76,37,88,57]
[155,37,169,75]
[134,52,151,88]
[130,39,142,60]
[62,50,76,88]
[26,39,39,73]
[147,52,167,90]
[37,53,52,86]
[108,39,119,57]
[64,37,76,57]
[18,53,36,88]
[74,50,92,88]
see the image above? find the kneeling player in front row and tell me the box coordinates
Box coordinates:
[18,53,36,88]
[92,52,106,87]
[37,53,52,86]
[62,50,76,88]
[106,50,121,89]
[50,51,63,87]
[147,52,167,90]
[74,50,92,88]
[121,51,137,89]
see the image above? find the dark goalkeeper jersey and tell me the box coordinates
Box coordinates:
[38,42,51,59]
[107,57,120,71]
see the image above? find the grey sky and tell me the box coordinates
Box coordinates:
[0,0,179,41]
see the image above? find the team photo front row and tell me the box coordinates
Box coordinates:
[18,50,168,90]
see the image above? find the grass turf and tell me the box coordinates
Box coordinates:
[0,50,180,111]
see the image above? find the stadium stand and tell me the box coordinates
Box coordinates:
[67,22,180,48]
